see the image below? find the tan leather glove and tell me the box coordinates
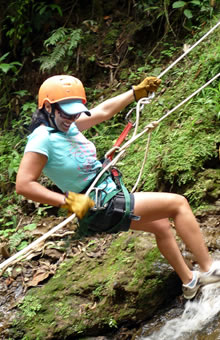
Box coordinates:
[133,76,161,101]
[61,192,95,219]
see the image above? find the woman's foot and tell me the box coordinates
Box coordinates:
[182,262,220,299]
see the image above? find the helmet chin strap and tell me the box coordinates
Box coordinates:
[45,105,60,131]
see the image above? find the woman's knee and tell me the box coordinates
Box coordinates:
[170,194,190,217]
[153,218,171,236]
[145,218,171,236]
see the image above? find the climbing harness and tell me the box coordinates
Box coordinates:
[88,164,136,232]
[1,21,220,272]
[79,173,136,237]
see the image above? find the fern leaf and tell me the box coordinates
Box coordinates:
[44,27,68,48]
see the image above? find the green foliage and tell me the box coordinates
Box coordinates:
[0,223,36,254]
[12,92,37,134]
[18,295,42,320]
[7,229,28,252]
[0,227,16,238]
[35,27,82,72]
[0,54,36,129]
[0,53,22,125]
[0,130,26,228]
[36,205,53,217]
[161,42,178,58]
[87,21,220,209]
[23,223,37,231]
[134,0,216,33]
[0,132,23,186]
[108,317,118,328]
[0,1,63,127]
[3,0,63,56]
[172,0,214,29]
[0,53,22,74]
[92,284,105,300]
[184,169,220,206]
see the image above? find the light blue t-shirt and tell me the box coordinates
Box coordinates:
[24,124,117,195]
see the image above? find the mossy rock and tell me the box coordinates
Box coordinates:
[184,168,220,207]
[9,232,181,339]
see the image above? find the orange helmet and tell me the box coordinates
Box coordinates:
[38,75,87,109]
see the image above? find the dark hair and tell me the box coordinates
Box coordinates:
[29,108,50,133]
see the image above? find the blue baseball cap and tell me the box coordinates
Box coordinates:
[59,99,91,116]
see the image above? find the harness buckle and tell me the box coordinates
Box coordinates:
[90,187,108,211]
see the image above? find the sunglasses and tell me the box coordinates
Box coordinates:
[55,105,81,121]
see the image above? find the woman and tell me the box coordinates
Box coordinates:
[16,75,220,299]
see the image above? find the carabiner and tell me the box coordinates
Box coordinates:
[90,187,108,211]
[125,108,136,127]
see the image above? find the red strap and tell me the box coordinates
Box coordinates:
[108,121,133,160]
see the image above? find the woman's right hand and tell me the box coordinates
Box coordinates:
[61,192,95,219]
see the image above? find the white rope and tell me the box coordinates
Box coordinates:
[114,72,220,154]
[131,133,152,193]
[0,213,76,271]
[133,93,155,136]
[158,20,220,78]
[133,71,220,192]
[85,73,220,196]
[1,23,219,273]
[129,21,220,192]
[157,72,220,124]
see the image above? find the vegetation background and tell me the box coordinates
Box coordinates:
[0,1,220,339]
[0,0,219,256]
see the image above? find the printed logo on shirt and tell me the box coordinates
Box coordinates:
[67,133,98,180]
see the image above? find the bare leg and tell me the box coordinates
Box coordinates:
[130,192,212,283]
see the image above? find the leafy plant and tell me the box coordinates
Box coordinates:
[0,53,22,74]
[0,53,22,126]
[108,317,118,328]
[0,227,16,238]
[161,42,178,58]
[172,0,214,29]
[12,91,37,134]
[3,0,62,56]
[36,205,53,216]
[18,295,42,320]
[0,132,23,190]
[8,229,27,252]
[35,27,82,72]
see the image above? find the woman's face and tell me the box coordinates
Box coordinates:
[45,102,80,132]
[54,108,80,132]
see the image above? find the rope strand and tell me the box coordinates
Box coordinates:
[158,21,220,79]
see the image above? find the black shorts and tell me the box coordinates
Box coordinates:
[78,191,135,237]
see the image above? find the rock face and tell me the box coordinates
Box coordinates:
[197,201,220,253]
[8,201,220,339]
[9,231,181,339]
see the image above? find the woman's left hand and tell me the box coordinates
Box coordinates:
[133,76,161,101]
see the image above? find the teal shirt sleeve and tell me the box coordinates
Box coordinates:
[24,126,51,158]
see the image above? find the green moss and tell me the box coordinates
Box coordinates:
[10,230,175,339]
[18,294,42,321]
[128,248,163,287]
[185,169,220,207]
